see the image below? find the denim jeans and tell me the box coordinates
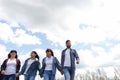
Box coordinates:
[2,74,16,80]
[63,67,75,80]
[43,70,55,80]
[24,74,35,80]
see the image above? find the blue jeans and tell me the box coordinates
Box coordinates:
[24,74,35,80]
[43,70,55,80]
[2,74,16,80]
[63,67,75,80]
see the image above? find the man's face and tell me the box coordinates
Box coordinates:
[66,41,71,48]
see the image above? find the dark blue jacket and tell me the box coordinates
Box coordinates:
[40,57,62,77]
[61,48,79,68]
[20,58,40,76]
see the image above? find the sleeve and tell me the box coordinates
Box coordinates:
[37,60,41,74]
[61,51,64,69]
[39,58,45,78]
[19,59,27,75]
[74,49,80,61]
[55,57,62,72]
[16,59,21,73]
[1,59,8,71]
[38,61,41,70]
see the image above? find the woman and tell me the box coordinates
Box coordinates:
[1,50,21,80]
[40,48,63,80]
[19,51,40,80]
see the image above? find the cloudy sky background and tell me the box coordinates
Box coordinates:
[0,0,120,79]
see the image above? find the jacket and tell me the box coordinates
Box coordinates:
[20,58,40,76]
[61,48,79,68]
[40,57,62,77]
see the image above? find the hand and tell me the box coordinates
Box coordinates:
[76,61,79,64]
[40,74,43,78]
[1,70,5,75]
[61,70,64,75]
[16,73,19,77]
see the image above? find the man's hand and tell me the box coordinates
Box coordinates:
[61,70,64,75]
[76,61,80,64]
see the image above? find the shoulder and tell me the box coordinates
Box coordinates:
[35,60,40,64]
[16,59,21,63]
[16,58,20,61]
[5,59,9,61]
[26,58,31,61]
[1,59,8,65]
[42,57,46,62]
[24,58,30,63]
[53,57,58,61]
[63,48,67,51]
[71,49,76,52]
[52,57,58,63]
[62,48,67,53]
[53,57,56,59]
[43,57,46,60]
[4,59,9,62]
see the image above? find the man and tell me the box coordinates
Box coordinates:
[61,40,80,80]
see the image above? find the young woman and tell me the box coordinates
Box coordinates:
[19,51,40,80]
[40,48,63,80]
[1,50,21,80]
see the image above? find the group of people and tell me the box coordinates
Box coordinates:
[0,40,80,80]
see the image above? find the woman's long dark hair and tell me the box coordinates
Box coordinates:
[31,51,39,60]
[8,50,18,58]
[46,48,54,56]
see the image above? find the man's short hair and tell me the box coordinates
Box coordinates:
[66,40,70,44]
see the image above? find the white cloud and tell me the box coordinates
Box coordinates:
[0,0,120,46]
[0,0,90,45]
[10,21,20,27]
[90,46,113,66]
[109,43,120,66]
[0,22,41,46]
[78,43,120,68]
[12,29,41,46]
[0,23,16,43]
[78,49,99,67]
[0,44,8,64]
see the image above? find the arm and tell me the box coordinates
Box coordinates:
[16,59,21,78]
[37,61,41,75]
[1,59,7,75]
[16,59,21,73]
[74,50,80,64]
[19,60,27,75]
[55,57,64,75]
[1,60,7,71]
[55,57,62,71]
[61,51,64,69]
[39,58,45,78]
[37,61,41,71]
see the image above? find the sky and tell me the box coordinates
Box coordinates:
[0,0,120,79]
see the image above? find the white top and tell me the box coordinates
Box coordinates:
[64,49,71,67]
[5,59,16,75]
[45,56,53,71]
[24,59,35,74]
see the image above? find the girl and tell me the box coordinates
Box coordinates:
[1,50,21,80]
[19,51,40,80]
[40,48,63,80]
